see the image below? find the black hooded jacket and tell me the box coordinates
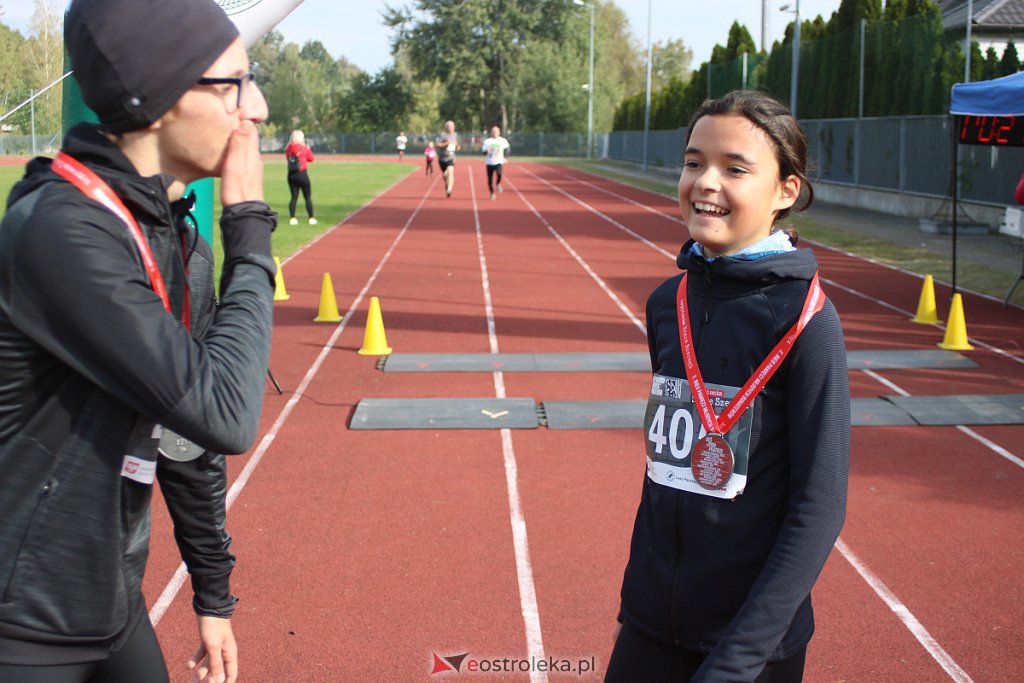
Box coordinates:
[0,123,276,664]
[619,241,850,681]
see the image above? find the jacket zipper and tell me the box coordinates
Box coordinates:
[703,267,712,325]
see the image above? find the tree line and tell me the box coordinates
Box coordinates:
[614,0,1024,131]
[0,1,63,136]
[236,0,660,137]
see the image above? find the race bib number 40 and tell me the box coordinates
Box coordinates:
[644,374,754,499]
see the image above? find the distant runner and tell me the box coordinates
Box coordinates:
[436,120,459,197]
[395,131,408,162]
[482,126,510,201]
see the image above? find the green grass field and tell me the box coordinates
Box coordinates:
[0,160,413,283]
[212,160,412,275]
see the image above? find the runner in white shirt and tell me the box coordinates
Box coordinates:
[482,126,511,201]
[395,131,408,162]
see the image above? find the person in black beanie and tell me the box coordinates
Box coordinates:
[0,1,275,682]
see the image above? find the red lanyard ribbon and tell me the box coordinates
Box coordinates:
[676,270,824,435]
[52,152,190,330]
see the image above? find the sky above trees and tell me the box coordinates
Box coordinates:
[1,0,847,74]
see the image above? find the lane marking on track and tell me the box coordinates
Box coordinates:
[835,539,974,683]
[551,166,1023,364]
[151,174,441,626]
[518,166,675,259]
[558,170,686,226]
[470,169,547,682]
[956,426,1024,469]
[526,166,986,681]
[823,277,1023,366]
[506,176,646,336]
[862,370,1024,471]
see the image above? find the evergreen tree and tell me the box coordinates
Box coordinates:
[999,40,1020,76]
[969,41,984,83]
[0,22,28,131]
[982,46,1000,80]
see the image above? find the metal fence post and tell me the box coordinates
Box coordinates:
[855,19,865,186]
[898,117,907,193]
[30,89,36,157]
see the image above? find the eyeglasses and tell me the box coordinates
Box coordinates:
[196,62,259,112]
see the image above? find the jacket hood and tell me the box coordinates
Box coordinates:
[675,238,820,293]
[6,123,179,224]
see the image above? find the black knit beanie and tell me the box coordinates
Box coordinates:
[65,0,240,133]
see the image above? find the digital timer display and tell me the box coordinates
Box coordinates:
[957,115,1024,147]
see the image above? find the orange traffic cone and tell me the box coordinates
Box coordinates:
[910,274,940,324]
[358,296,392,355]
[937,293,974,351]
[273,257,290,301]
[313,273,342,322]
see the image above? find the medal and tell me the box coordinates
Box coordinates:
[676,269,825,491]
[158,428,206,462]
[690,433,735,490]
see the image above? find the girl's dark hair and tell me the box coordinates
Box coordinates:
[685,90,813,244]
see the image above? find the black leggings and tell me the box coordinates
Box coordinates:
[0,616,169,683]
[605,620,806,682]
[287,170,314,218]
[486,164,503,192]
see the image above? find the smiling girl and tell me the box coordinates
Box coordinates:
[606,91,851,682]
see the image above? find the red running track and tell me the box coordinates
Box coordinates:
[141,159,1023,681]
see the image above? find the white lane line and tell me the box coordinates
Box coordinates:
[862,370,1024,472]
[151,175,440,626]
[956,426,1024,469]
[532,168,982,682]
[862,368,911,397]
[469,170,547,682]
[553,166,1023,363]
[558,169,686,226]
[518,165,676,260]
[282,166,415,266]
[822,278,1023,366]
[507,176,646,336]
[835,539,974,683]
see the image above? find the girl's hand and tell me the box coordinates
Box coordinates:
[221,120,264,206]
[187,615,238,683]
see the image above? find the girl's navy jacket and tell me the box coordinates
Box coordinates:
[619,240,850,681]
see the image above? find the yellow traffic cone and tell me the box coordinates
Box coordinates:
[358,296,393,355]
[938,293,974,351]
[910,274,941,324]
[313,273,342,322]
[273,257,290,301]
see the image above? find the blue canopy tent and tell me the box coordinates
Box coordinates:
[949,72,1024,304]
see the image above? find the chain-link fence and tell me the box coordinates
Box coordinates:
[0,132,62,155]
[261,131,598,158]
[607,116,1024,207]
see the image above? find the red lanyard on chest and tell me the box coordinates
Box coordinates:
[676,269,824,436]
[52,152,190,330]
